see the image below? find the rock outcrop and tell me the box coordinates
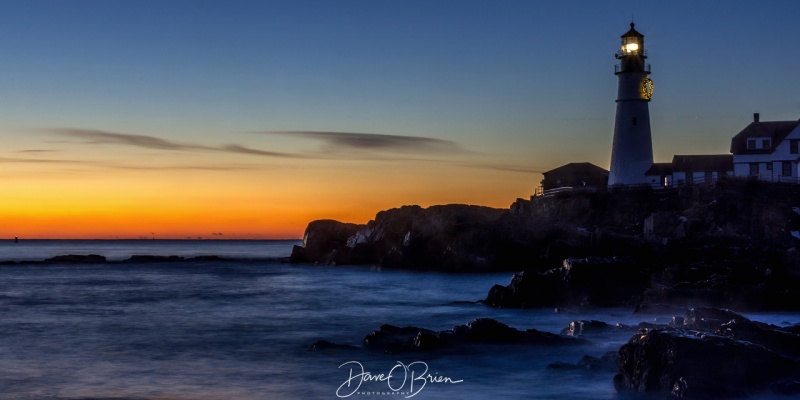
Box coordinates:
[291,205,514,270]
[44,254,107,263]
[363,318,584,353]
[485,257,648,308]
[615,307,800,398]
[292,178,800,308]
[289,219,361,265]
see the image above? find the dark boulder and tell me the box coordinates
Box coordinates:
[560,320,619,337]
[485,257,648,308]
[449,318,577,345]
[681,307,749,330]
[45,254,107,263]
[362,324,436,353]
[309,340,358,351]
[289,219,361,264]
[715,318,800,359]
[615,328,800,398]
[359,318,582,354]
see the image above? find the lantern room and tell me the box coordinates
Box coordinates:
[619,23,645,57]
[615,23,650,74]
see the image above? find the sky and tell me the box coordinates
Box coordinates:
[1,0,799,239]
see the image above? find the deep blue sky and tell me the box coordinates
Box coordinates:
[1,1,799,237]
[1,1,798,162]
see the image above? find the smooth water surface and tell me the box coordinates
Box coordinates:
[0,241,797,399]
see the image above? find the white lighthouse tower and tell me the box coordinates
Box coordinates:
[608,23,654,185]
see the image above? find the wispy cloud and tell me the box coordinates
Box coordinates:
[257,130,467,154]
[16,149,59,154]
[0,156,87,164]
[219,144,300,158]
[47,128,301,158]
[104,164,258,171]
[462,163,543,174]
[36,128,533,174]
[52,128,212,151]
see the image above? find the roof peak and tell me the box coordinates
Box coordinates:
[622,22,644,38]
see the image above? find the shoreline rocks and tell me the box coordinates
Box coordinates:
[312,318,585,354]
[615,307,800,398]
[292,179,800,310]
[485,257,648,308]
[3,254,237,265]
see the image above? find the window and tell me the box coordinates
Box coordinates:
[763,139,771,149]
[767,163,773,171]
[747,139,757,149]
[750,163,759,176]
[705,171,713,183]
[791,140,799,154]
[783,162,792,177]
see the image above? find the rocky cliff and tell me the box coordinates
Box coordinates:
[291,178,800,308]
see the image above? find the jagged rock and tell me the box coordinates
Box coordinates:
[45,254,107,263]
[485,257,648,308]
[293,179,800,310]
[290,219,361,264]
[309,340,357,351]
[681,307,749,330]
[359,318,581,354]
[362,324,435,353]
[449,318,573,345]
[615,328,800,398]
[560,320,616,337]
[715,318,800,359]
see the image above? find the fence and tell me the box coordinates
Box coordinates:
[532,174,800,200]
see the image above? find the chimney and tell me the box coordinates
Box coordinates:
[754,113,760,123]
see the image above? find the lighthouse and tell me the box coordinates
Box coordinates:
[608,23,654,185]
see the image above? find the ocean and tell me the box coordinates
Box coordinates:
[0,240,797,399]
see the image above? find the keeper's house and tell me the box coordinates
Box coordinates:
[731,113,800,182]
[541,162,608,190]
[646,154,733,187]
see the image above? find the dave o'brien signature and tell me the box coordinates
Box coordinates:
[336,360,463,398]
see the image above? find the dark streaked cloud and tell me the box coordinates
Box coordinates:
[257,130,466,154]
[52,128,211,151]
[47,128,301,158]
[104,164,259,171]
[462,163,544,174]
[219,144,300,158]
[16,149,60,154]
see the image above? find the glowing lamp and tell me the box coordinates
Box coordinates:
[619,23,644,56]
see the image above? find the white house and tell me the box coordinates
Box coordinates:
[645,154,733,188]
[731,113,800,182]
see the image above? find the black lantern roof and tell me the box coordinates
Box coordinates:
[621,23,644,39]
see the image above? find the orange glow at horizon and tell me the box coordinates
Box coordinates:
[0,157,535,239]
